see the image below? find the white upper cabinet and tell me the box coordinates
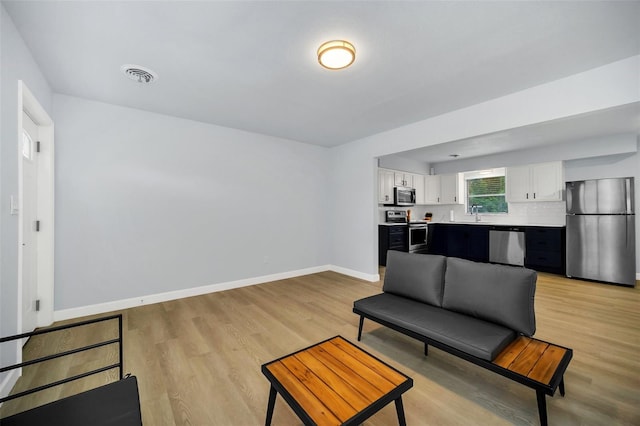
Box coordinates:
[505,165,531,202]
[413,174,425,205]
[422,173,463,205]
[532,162,564,201]
[506,161,563,202]
[439,173,464,204]
[378,168,395,204]
[394,172,413,188]
[424,175,441,204]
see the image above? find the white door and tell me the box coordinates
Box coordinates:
[21,112,39,334]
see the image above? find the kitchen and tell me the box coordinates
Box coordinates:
[377,127,639,287]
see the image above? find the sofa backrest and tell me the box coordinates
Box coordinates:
[442,257,537,336]
[383,251,446,307]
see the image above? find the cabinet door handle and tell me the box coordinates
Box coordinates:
[526,193,529,199]
[533,192,536,199]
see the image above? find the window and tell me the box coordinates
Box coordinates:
[22,130,33,160]
[465,169,508,214]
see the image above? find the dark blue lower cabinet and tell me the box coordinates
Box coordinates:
[428,224,489,263]
[427,224,565,274]
[379,225,408,266]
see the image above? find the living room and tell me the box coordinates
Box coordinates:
[1,1,639,425]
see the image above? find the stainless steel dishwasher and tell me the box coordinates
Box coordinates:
[489,226,525,266]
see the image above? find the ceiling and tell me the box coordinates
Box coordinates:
[3,1,639,148]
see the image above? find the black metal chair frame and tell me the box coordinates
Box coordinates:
[0,314,123,404]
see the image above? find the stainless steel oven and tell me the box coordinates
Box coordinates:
[408,223,428,253]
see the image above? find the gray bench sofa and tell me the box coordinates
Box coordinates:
[355,251,536,360]
[353,251,571,426]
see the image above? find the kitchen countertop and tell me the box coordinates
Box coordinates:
[380,221,565,227]
[427,221,566,227]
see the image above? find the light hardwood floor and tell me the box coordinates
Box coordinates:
[1,271,639,425]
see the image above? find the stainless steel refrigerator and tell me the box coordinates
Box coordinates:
[566,178,636,286]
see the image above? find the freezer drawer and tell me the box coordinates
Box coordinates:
[566,215,636,286]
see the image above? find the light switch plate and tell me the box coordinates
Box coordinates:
[10,195,18,215]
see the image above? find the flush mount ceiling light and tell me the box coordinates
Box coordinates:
[121,64,158,84]
[317,40,355,70]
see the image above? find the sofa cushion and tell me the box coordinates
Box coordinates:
[382,251,446,307]
[442,257,537,336]
[354,293,516,361]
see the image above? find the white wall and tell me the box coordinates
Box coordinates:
[0,3,54,398]
[378,156,429,174]
[52,95,331,311]
[329,56,640,278]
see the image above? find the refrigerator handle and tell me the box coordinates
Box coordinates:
[625,178,632,213]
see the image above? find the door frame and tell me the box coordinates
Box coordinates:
[17,80,55,334]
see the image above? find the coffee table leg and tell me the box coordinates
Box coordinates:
[559,377,565,397]
[536,390,548,426]
[265,385,277,426]
[394,396,407,426]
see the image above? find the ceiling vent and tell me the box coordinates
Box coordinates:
[121,64,158,84]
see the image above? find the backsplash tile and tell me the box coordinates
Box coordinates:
[380,201,566,226]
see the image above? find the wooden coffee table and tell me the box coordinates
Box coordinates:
[261,336,413,426]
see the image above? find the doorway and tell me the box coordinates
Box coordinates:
[17,81,55,334]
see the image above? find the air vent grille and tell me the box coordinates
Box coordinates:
[121,64,158,84]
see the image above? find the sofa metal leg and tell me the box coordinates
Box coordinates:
[424,343,428,356]
[536,390,548,426]
[357,316,364,341]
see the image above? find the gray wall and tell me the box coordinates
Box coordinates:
[0,3,53,395]
[53,94,330,310]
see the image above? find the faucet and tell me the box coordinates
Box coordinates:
[471,204,483,222]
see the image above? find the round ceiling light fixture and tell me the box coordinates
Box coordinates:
[317,40,355,70]
[121,64,158,84]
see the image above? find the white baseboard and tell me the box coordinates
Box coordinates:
[0,369,20,403]
[53,265,379,322]
[328,265,380,282]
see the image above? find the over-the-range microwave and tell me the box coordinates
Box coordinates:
[385,186,416,206]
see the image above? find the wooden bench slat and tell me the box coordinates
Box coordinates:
[280,355,357,422]
[527,345,567,385]
[493,336,532,369]
[266,361,342,426]
[329,337,407,386]
[317,341,397,394]
[509,339,549,376]
[293,351,372,413]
